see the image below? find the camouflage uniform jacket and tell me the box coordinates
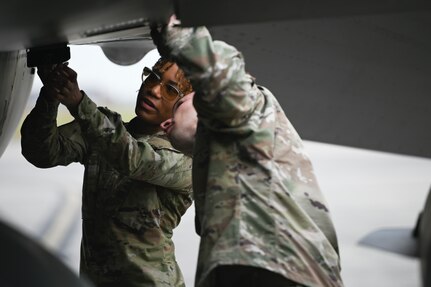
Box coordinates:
[158,26,343,287]
[21,89,193,287]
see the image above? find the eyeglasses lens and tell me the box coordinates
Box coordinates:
[142,67,182,100]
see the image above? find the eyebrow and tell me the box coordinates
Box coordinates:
[156,69,180,88]
[167,79,179,87]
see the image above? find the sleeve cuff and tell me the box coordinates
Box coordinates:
[75,91,98,121]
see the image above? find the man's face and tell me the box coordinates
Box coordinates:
[160,93,197,155]
[135,63,181,125]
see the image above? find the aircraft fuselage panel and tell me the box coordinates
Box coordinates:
[0,51,34,158]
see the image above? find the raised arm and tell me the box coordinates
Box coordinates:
[21,87,87,167]
[153,24,262,132]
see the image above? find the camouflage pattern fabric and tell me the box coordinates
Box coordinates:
[21,89,193,287]
[156,26,344,287]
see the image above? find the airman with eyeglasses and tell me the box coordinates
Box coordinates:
[21,57,195,287]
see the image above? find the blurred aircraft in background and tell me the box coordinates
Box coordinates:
[1,1,431,286]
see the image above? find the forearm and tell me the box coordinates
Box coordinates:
[21,88,86,167]
[21,88,61,167]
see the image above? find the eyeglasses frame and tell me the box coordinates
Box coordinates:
[141,67,184,100]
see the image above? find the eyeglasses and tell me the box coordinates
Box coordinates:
[141,67,183,101]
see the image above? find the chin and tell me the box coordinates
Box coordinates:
[135,109,154,123]
[170,134,194,156]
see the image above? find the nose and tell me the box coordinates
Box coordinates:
[149,82,162,98]
[160,118,174,133]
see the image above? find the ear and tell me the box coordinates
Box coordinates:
[160,118,174,132]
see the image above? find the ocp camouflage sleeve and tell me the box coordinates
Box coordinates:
[21,87,87,167]
[73,92,192,191]
[159,26,260,133]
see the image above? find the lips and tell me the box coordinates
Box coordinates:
[140,97,158,111]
